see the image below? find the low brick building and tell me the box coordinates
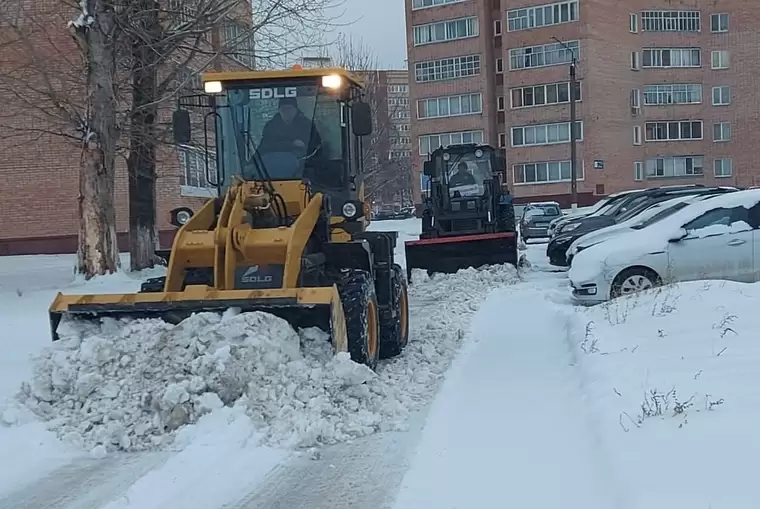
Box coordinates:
[0,1,254,255]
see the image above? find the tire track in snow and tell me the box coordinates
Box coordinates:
[0,452,171,509]
[225,411,428,509]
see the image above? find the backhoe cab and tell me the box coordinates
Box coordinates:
[49,67,410,370]
[405,143,518,279]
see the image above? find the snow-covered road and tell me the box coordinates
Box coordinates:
[2,224,759,508]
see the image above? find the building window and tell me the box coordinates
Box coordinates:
[497,96,505,111]
[496,58,504,73]
[643,83,702,105]
[711,50,730,69]
[509,40,579,70]
[417,93,482,119]
[633,125,642,145]
[413,16,478,46]
[713,122,731,142]
[513,160,582,184]
[388,84,409,94]
[631,88,641,110]
[510,81,580,108]
[179,145,217,196]
[507,1,579,32]
[711,13,729,32]
[498,133,506,147]
[412,0,463,9]
[494,19,502,35]
[634,161,643,181]
[641,10,700,32]
[511,121,583,147]
[629,13,638,32]
[223,21,255,68]
[712,86,731,106]
[642,48,701,68]
[714,158,732,177]
[645,156,704,178]
[414,55,481,83]
[631,51,640,70]
[418,130,484,155]
[645,121,703,141]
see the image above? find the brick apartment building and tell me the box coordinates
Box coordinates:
[405,0,760,207]
[369,69,413,206]
[0,2,255,255]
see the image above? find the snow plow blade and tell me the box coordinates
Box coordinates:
[49,286,348,352]
[404,232,518,280]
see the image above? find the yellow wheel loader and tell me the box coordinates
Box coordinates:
[49,67,410,370]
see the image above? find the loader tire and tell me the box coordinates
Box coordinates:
[379,264,409,359]
[336,270,380,370]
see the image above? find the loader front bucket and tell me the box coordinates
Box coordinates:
[49,286,348,353]
[404,232,518,281]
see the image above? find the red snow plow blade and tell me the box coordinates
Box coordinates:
[404,232,518,281]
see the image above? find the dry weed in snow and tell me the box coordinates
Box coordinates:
[4,264,519,454]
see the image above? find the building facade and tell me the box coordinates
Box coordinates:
[406,0,759,207]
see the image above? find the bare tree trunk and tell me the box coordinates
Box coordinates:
[127,0,159,271]
[75,0,120,277]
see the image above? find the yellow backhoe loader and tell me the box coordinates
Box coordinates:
[49,66,410,369]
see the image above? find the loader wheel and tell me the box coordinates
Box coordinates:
[379,264,409,359]
[336,270,380,370]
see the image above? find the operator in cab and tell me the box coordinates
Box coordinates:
[449,161,476,187]
[259,97,322,158]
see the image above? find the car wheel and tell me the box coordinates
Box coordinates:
[610,267,661,299]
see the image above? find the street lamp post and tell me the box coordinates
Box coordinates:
[552,37,578,211]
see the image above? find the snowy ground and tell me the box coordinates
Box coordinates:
[1,226,758,508]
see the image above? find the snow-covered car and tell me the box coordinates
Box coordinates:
[565,194,713,264]
[568,189,760,304]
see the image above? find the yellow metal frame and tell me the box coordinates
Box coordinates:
[201,67,364,88]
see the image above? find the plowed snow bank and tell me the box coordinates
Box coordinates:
[4,264,519,454]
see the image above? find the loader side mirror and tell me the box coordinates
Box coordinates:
[423,160,435,177]
[173,109,191,144]
[495,154,506,172]
[352,101,373,137]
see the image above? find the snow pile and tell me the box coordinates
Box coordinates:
[4,263,520,454]
[564,280,760,505]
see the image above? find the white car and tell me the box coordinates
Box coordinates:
[569,189,760,304]
[566,195,711,263]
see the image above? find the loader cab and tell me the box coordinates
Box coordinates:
[423,144,506,201]
[171,67,373,220]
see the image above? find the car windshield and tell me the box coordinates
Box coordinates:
[616,199,667,222]
[601,194,650,216]
[215,85,344,190]
[585,195,614,214]
[631,201,693,229]
[531,204,560,215]
[444,152,493,198]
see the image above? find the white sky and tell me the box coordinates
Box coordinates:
[334,0,408,69]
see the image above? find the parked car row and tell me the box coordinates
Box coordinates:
[554,185,760,304]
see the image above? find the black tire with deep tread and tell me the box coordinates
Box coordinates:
[335,269,380,370]
[379,264,410,359]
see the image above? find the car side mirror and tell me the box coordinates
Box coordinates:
[351,101,372,137]
[668,228,688,242]
[172,109,191,144]
[423,160,435,177]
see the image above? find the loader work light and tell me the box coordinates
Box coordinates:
[342,202,358,218]
[321,74,343,89]
[204,80,223,94]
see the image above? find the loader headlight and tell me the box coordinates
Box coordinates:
[170,207,194,227]
[475,149,483,158]
[321,74,343,89]
[342,202,358,218]
[203,81,222,94]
